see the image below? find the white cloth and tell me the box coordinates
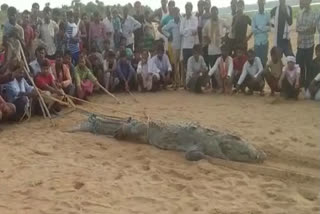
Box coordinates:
[273,6,291,46]
[180,15,199,49]
[103,17,114,33]
[122,16,142,46]
[209,56,234,77]
[68,22,78,37]
[238,57,264,85]
[186,56,207,84]
[5,78,34,103]
[284,65,300,85]
[137,60,159,90]
[149,54,172,75]
[203,18,230,55]
[40,20,58,55]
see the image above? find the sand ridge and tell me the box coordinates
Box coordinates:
[0,91,319,214]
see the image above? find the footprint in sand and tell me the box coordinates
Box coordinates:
[73,181,85,190]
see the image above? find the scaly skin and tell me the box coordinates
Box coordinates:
[69,115,266,163]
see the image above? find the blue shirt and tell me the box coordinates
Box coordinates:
[66,22,80,54]
[116,61,135,81]
[3,78,34,103]
[162,19,181,50]
[252,12,270,45]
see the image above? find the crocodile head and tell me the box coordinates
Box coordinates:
[218,134,267,163]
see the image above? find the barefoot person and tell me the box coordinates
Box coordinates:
[74,54,99,100]
[0,95,16,121]
[235,49,265,96]
[186,44,208,93]
[114,51,136,92]
[305,73,320,101]
[264,47,284,96]
[278,56,300,99]
[35,59,64,113]
[209,45,233,94]
[137,50,157,92]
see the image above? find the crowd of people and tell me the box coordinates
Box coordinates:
[0,0,320,121]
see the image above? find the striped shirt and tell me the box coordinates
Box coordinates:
[296,8,317,49]
[66,22,80,54]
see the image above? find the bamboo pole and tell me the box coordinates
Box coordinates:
[19,42,53,124]
[96,82,121,104]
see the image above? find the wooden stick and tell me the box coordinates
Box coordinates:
[19,42,53,124]
[96,82,121,104]
[127,91,139,103]
[65,95,143,118]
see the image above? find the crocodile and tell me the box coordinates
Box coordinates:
[68,114,266,163]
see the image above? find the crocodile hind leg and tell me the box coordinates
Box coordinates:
[185,150,206,161]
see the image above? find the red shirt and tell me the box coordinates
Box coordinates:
[35,73,54,90]
[23,24,35,48]
[233,55,248,74]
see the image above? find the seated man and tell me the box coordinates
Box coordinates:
[235,49,265,96]
[311,44,320,80]
[2,59,36,121]
[137,49,158,92]
[209,45,233,94]
[52,51,75,96]
[30,46,48,77]
[63,50,75,78]
[114,50,136,92]
[148,45,172,89]
[35,59,64,113]
[88,48,104,86]
[233,45,248,87]
[264,47,284,96]
[305,73,320,101]
[103,50,117,91]
[131,49,142,72]
[186,44,208,93]
[0,95,16,121]
[4,26,22,63]
[74,54,99,100]
[278,56,300,100]
[117,37,133,60]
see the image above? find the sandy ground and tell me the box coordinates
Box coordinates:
[0,90,319,214]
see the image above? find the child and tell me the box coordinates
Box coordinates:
[278,56,300,99]
[74,54,99,100]
[103,50,117,91]
[115,50,136,92]
[209,45,233,94]
[117,37,133,60]
[233,45,248,87]
[30,29,46,61]
[35,59,64,113]
[186,44,208,93]
[264,47,284,96]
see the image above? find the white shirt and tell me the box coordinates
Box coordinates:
[180,15,199,49]
[103,17,114,33]
[149,54,172,74]
[238,57,264,85]
[40,20,58,55]
[315,72,320,82]
[209,56,234,77]
[29,60,41,76]
[186,55,207,83]
[122,16,142,46]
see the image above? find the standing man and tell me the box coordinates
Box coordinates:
[270,0,293,56]
[296,0,317,89]
[31,3,42,31]
[231,0,251,52]
[65,11,80,65]
[162,7,182,89]
[199,1,211,46]
[252,0,270,67]
[133,1,145,50]
[151,0,169,22]
[317,14,320,44]
[40,7,58,59]
[122,6,142,51]
[3,7,24,42]
[103,7,115,49]
[89,11,107,53]
[22,10,35,60]
[202,6,230,68]
[180,2,199,86]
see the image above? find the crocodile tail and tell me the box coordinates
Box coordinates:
[66,121,94,133]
